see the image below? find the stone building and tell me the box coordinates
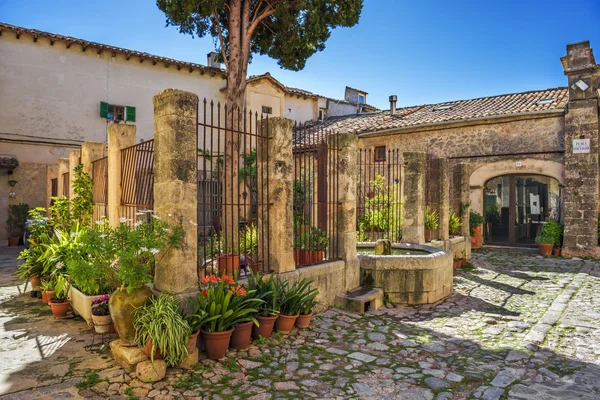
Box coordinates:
[313,41,600,257]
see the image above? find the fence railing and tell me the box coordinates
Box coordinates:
[357,148,403,242]
[92,156,108,222]
[120,140,154,222]
[196,100,271,277]
[292,124,341,267]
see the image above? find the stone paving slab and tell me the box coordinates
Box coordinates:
[1,247,600,399]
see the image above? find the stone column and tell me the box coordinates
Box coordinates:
[81,142,106,175]
[560,41,600,257]
[68,150,81,199]
[153,89,198,294]
[57,158,69,198]
[458,163,471,238]
[107,124,136,228]
[336,133,359,290]
[402,152,426,244]
[259,117,295,274]
[438,158,450,241]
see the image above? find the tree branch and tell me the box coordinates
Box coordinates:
[212,11,229,70]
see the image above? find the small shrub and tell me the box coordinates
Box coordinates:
[469,211,485,235]
[449,211,462,236]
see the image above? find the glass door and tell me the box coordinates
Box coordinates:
[484,176,511,244]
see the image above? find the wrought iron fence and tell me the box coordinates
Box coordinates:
[61,172,70,197]
[120,140,154,222]
[92,156,108,222]
[196,100,271,277]
[292,124,341,267]
[357,148,403,242]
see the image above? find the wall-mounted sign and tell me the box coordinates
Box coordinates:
[515,161,522,167]
[573,139,590,154]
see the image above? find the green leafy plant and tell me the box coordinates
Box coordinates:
[424,206,439,231]
[16,208,51,287]
[277,278,318,316]
[469,211,485,235]
[358,174,402,241]
[449,211,462,236]
[134,294,191,366]
[298,227,328,251]
[535,233,554,245]
[247,271,278,317]
[240,224,259,263]
[71,164,94,228]
[5,203,29,237]
[485,205,501,225]
[51,274,70,302]
[537,219,563,247]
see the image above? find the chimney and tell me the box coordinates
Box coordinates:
[207,51,221,69]
[389,95,397,114]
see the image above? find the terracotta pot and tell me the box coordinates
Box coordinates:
[552,248,561,256]
[457,258,466,268]
[252,315,278,339]
[8,236,20,247]
[230,321,253,349]
[296,312,313,329]
[300,250,324,265]
[538,243,553,256]
[249,260,263,274]
[201,328,234,360]
[293,248,301,266]
[187,330,200,353]
[217,254,239,276]
[109,286,153,346]
[49,300,70,318]
[453,260,459,269]
[30,277,41,289]
[41,290,55,304]
[471,225,483,249]
[144,339,163,360]
[424,229,431,243]
[92,314,113,333]
[275,314,299,334]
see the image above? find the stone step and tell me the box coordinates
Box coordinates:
[334,287,384,314]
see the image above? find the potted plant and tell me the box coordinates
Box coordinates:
[40,276,56,304]
[109,214,185,346]
[449,211,462,237]
[5,203,29,246]
[276,278,317,334]
[424,206,439,243]
[134,294,191,366]
[240,224,261,273]
[248,271,279,340]
[296,283,319,329]
[453,258,460,269]
[537,219,563,256]
[456,249,467,267]
[535,233,554,256]
[49,275,70,318]
[215,234,240,275]
[470,211,485,249]
[195,275,261,359]
[91,294,112,333]
[16,208,51,291]
[300,227,328,265]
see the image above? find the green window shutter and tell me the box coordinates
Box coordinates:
[100,101,108,118]
[126,106,136,123]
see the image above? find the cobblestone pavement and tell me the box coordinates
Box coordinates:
[1,247,600,399]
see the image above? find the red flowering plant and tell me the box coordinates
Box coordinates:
[191,274,263,333]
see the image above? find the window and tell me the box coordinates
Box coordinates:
[262,106,272,115]
[433,103,456,111]
[100,101,136,122]
[537,98,556,106]
[358,94,365,104]
[374,146,386,162]
[319,108,327,121]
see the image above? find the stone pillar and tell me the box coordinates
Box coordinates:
[153,89,198,294]
[68,150,81,200]
[81,142,106,175]
[561,41,600,257]
[107,124,136,228]
[437,158,450,241]
[46,165,58,213]
[57,158,69,198]
[259,117,295,274]
[402,152,426,244]
[336,133,360,289]
[458,163,471,238]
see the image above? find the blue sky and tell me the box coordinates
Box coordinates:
[1,0,599,109]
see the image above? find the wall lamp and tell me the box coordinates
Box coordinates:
[8,179,17,198]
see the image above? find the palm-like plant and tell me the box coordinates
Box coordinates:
[247,272,278,317]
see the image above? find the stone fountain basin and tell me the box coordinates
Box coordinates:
[358,243,453,305]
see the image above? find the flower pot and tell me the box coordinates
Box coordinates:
[49,300,70,318]
[69,287,104,326]
[144,339,163,360]
[275,314,299,334]
[300,250,324,265]
[8,236,20,247]
[201,328,234,360]
[453,260,459,269]
[92,314,112,334]
[425,229,431,243]
[187,330,200,353]
[471,225,483,249]
[41,290,55,304]
[109,286,153,346]
[30,277,41,290]
[249,260,263,274]
[293,248,301,266]
[296,312,313,329]
[538,243,553,256]
[458,258,466,268]
[230,321,253,349]
[252,315,278,339]
[217,254,239,276]
[553,248,561,256]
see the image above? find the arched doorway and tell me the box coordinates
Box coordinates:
[484,174,562,246]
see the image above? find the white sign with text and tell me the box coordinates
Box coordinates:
[573,139,590,154]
